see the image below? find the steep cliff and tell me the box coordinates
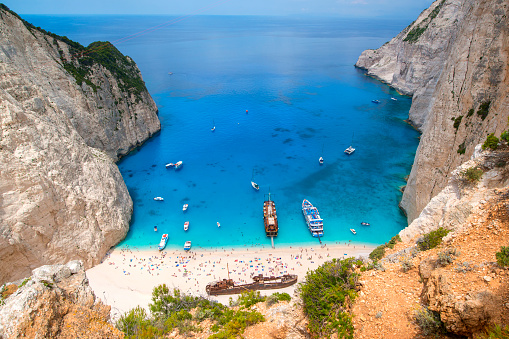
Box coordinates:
[356,0,509,223]
[0,6,161,284]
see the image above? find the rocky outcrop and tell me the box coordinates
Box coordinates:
[0,261,123,338]
[356,0,509,223]
[400,145,509,242]
[0,6,161,284]
[353,152,509,337]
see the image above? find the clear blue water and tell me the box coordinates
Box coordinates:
[26,15,420,250]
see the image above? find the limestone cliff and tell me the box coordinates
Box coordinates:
[0,261,123,338]
[355,0,509,223]
[0,6,161,284]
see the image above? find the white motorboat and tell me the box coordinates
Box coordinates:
[154,197,164,201]
[344,146,355,155]
[184,241,191,251]
[184,221,189,231]
[183,204,188,211]
[174,161,183,170]
[158,234,168,251]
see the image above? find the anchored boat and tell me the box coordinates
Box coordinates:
[264,192,278,237]
[302,199,324,237]
[158,234,168,251]
[206,274,297,296]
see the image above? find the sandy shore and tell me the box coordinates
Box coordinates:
[86,242,375,319]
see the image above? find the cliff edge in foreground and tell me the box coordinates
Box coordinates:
[356,0,509,223]
[0,261,123,338]
[0,6,161,284]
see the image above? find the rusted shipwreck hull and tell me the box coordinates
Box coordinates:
[206,274,298,296]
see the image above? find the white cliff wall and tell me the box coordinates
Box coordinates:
[356,0,509,223]
[0,8,160,283]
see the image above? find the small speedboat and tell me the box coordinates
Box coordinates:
[154,197,164,201]
[183,204,188,212]
[184,241,191,251]
[217,222,220,228]
[174,161,183,170]
[319,156,324,165]
[158,234,168,251]
[372,99,380,104]
[154,226,158,232]
[184,221,189,231]
[350,229,357,235]
[165,163,174,168]
[391,97,397,101]
[211,126,215,132]
[361,222,370,226]
[251,181,260,190]
[344,146,355,155]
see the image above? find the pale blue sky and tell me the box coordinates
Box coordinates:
[4,0,434,19]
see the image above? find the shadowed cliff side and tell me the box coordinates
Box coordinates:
[355,0,509,223]
[0,6,161,284]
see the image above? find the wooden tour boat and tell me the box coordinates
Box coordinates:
[263,192,278,237]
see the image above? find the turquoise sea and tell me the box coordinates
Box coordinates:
[26,15,420,250]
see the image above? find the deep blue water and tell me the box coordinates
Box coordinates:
[25,15,420,250]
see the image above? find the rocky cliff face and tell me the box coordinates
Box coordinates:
[352,147,509,337]
[0,261,123,338]
[356,0,509,223]
[0,7,161,284]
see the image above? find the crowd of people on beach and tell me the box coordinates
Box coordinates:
[101,243,368,296]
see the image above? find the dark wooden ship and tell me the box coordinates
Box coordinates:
[206,273,297,296]
[263,192,278,237]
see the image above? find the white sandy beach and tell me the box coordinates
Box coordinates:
[86,242,375,319]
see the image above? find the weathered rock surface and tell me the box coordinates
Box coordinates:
[356,0,509,223]
[353,155,509,337]
[0,261,123,338]
[0,7,160,284]
[400,145,509,242]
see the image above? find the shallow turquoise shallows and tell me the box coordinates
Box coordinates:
[26,15,420,250]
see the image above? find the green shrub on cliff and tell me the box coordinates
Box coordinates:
[461,166,483,183]
[496,246,509,267]
[369,235,401,261]
[482,133,499,150]
[477,101,491,120]
[298,258,360,339]
[501,130,509,142]
[417,227,450,251]
[414,307,445,337]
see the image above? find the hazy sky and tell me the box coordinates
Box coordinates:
[5,0,434,19]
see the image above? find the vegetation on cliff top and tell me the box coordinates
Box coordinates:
[417,227,450,251]
[369,234,401,261]
[0,4,147,100]
[298,257,361,339]
[483,133,500,151]
[403,0,446,43]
